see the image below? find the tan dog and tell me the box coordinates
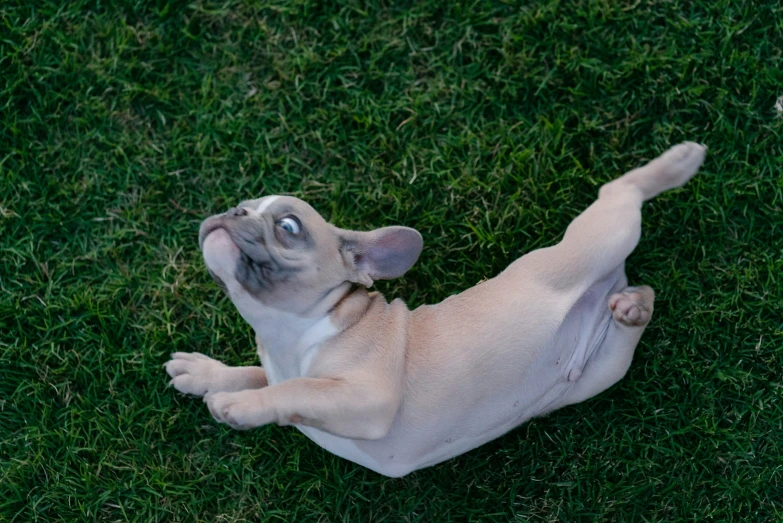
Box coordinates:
[165,142,706,477]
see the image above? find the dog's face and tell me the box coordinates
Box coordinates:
[199,195,423,316]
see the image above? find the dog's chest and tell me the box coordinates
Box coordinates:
[255,317,390,471]
[257,315,339,385]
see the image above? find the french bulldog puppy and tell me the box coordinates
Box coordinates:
[165,142,706,477]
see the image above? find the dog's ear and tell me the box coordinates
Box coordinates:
[340,226,423,287]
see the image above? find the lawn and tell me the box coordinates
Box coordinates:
[1,0,782,520]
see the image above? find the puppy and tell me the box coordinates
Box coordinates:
[165,142,706,477]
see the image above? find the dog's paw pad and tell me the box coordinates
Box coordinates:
[609,286,654,327]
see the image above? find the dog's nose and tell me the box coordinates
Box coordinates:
[226,207,248,217]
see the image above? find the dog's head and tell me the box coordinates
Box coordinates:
[199,195,422,316]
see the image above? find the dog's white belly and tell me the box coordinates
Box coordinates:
[293,425,411,476]
[292,357,580,477]
[293,420,525,477]
[399,321,612,471]
[392,270,626,471]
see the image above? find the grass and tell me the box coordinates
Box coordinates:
[1,0,782,520]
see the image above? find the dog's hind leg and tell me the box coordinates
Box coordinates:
[562,285,655,406]
[600,141,707,201]
[523,142,706,290]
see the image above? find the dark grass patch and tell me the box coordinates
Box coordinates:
[1,0,782,520]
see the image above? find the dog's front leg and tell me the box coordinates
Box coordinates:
[204,378,398,440]
[165,352,268,396]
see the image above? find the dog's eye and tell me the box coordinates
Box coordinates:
[276,217,301,235]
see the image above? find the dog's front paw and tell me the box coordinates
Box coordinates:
[204,390,271,430]
[165,352,229,397]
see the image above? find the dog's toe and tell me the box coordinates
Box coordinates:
[170,374,209,396]
[608,286,654,327]
[165,353,226,397]
[205,392,251,429]
[164,359,190,378]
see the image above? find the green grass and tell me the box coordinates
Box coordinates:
[1,0,782,520]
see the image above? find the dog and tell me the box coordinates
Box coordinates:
[165,142,706,477]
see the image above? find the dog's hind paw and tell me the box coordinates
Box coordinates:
[608,286,655,327]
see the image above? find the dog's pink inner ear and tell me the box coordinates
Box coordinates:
[352,226,423,281]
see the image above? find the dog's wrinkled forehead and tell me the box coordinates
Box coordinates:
[238,195,325,224]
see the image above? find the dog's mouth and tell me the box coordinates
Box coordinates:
[199,214,278,293]
[238,249,272,282]
[198,215,229,251]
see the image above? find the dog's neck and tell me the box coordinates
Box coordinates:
[236,282,371,360]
